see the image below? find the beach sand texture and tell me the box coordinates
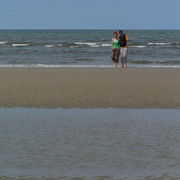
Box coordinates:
[0,67,180,109]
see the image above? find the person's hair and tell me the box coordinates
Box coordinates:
[113,32,118,35]
[119,30,123,33]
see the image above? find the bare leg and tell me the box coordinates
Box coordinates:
[114,62,117,68]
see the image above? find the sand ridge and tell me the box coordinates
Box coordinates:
[0,67,180,108]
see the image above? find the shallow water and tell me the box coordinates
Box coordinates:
[0,108,180,180]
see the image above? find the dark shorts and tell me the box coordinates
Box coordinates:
[111,48,120,63]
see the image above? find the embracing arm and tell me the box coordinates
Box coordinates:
[126,40,128,48]
[126,35,128,48]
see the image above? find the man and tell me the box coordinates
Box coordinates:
[119,30,128,68]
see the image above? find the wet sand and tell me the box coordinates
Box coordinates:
[0,67,180,108]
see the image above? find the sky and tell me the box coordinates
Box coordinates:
[1,0,180,30]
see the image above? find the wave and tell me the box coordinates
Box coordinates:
[1,41,106,48]
[102,44,111,47]
[0,41,7,44]
[1,41,177,49]
[132,59,180,65]
[12,43,29,47]
[45,45,55,48]
[1,41,110,48]
[148,42,171,46]
[130,45,147,48]
[75,42,100,47]
[159,60,180,65]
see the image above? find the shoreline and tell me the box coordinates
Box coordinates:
[1,64,180,68]
[0,67,180,109]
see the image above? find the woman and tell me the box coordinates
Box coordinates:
[111,32,120,67]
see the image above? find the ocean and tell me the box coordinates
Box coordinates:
[0,30,180,67]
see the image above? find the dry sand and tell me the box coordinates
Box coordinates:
[0,67,180,109]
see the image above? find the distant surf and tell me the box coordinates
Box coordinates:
[0,30,180,67]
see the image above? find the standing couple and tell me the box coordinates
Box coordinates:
[111,30,128,68]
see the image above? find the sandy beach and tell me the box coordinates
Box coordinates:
[0,67,180,109]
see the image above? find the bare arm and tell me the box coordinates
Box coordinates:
[126,41,128,48]
[111,39,113,50]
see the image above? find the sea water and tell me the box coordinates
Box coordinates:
[0,108,180,180]
[0,30,180,67]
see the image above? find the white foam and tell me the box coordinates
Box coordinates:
[58,44,63,47]
[102,44,111,47]
[0,64,180,68]
[148,43,171,45]
[12,43,29,47]
[0,64,113,68]
[34,64,113,68]
[86,43,99,47]
[75,42,85,45]
[130,45,147,48]
[45,45,54,48]
[90,44,100,48]
[0,41,7,44]
[75,42,100,47]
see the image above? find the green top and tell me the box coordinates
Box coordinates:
[112,39,120,49]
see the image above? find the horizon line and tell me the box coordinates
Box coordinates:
[0,28,180,31]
